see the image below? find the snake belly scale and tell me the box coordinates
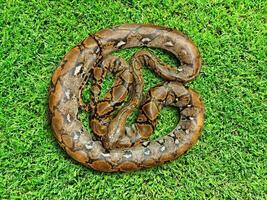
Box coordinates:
[49,24,204,172]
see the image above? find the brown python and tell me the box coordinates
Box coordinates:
[49,24,204,172]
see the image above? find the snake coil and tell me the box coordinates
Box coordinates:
[49,24,204,172]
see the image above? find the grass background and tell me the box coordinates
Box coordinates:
[0,0,266,199]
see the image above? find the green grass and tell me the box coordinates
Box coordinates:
[0,0,266,199]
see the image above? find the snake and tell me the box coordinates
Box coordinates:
[48,24,204,172]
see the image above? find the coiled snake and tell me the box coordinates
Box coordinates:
[49,24,204,172]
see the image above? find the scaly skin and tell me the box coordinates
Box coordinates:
[49,24,204,172]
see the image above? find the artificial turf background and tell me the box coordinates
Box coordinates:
[0,0,266,199]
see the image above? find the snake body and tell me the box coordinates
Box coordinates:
[49,24,204,172]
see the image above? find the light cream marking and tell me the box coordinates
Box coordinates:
[116,41,126,48]
[74,64,83,76]
[141,38,151,43]
[165,41,174,47]
[160,145,166,152]
[95,46,100,54]
[123,151,132,159]
[67,114,71,123]
[73,132,79,140]
[102,153,111,157]
[65,89,71,100]
[158,139,164,144]
[85,141,93,150]
[170,132,176,138]
[142,141,150,146]
[144,148,151,156]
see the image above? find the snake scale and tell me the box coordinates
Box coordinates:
[49,24,204,172]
